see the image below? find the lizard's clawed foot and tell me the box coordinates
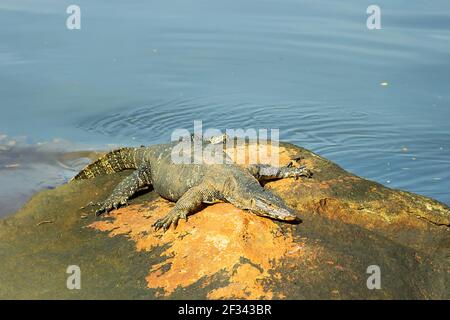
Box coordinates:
[291,165,313,179]
[94,198,128,216]
[281,165,312,180]
[153,210,187,232]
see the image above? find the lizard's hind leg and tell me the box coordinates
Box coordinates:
[249,164,312,182]
[94,164,152,216]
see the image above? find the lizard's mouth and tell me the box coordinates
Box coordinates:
[252,199,300,222]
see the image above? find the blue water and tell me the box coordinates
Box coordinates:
[1,0,450,216]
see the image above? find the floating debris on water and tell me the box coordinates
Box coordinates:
[412,157,417,160]
[4,163,20,169]
[380,81,389,86]
[401,146,408,152]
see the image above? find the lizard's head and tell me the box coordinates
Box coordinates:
[227,186,300,222]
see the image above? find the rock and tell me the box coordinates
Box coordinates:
[0,142,448,299]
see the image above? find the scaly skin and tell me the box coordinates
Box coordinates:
[73,138,312,231]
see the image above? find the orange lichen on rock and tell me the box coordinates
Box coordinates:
[87,143,311,299]
[88,199,306,299]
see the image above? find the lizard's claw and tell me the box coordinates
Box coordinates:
[291,165,313,179]
[153,211,187,232]
[152,217,170,232]
[95,207,108,216]
[95,198,128,216]
[280,164,312,180]
[95,205,111,216]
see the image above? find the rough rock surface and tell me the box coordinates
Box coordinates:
[0,142,448,299]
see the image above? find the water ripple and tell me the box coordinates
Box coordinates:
[77,98,450,205]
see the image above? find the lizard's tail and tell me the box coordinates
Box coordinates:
[71,147,141,181]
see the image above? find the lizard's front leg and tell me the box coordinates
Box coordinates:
[249,163,312,182]
[95,164,152,215]
[153,185,218,232]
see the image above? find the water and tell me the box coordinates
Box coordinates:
[1,0,450,216]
